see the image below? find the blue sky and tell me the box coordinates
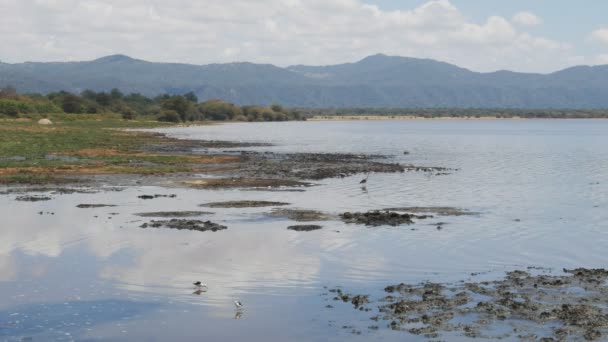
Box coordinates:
[1,0,607,72]
[371,0,607,55]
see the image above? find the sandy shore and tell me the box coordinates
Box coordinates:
[308,115,524,121]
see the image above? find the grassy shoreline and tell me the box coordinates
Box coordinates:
[0,116,228,184]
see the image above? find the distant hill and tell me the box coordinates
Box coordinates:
[1,54,608,108]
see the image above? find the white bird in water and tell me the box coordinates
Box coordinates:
[359,173,369,185]
[234,300,243,309]
[193,281,208,289]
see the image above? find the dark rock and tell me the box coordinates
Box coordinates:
[140,219,227,232]
[15,195,52,202]
[287,225,323,232]
[135,211,213,218]
[341,210,430,226]
[268,208,331,222]
[77,204,117,208]
[138,194,177,200]
[202,201,290,208]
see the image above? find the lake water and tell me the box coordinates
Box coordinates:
[1,120,607,341]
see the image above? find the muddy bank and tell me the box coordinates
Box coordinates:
[135,211,212,218]
[341,211,432,226]
[384,207,478,216]
[330,268,608,341]
[287,225,323,232]
[2,128,455,190]
[202,200,290,208]
[140,219,227,232]
[267,208,332,222]
[143,136,272,154]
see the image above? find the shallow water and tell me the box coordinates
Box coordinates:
[1,120,607,341]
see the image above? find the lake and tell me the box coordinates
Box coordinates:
[1,120,607,341]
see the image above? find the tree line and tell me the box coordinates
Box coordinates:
[306,107,608,119]
[3,86,608,120]
[0,87,305,122]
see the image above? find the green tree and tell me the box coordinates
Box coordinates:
[271,104,284,113]
[110,88,124,100]
[61,94,83,113]
[161,96,191,121]
[183,91,198,103]
[95,92,112,106]
[198,100,241,121]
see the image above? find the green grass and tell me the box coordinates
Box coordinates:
[0,116,211,184]
[1,117,167,160]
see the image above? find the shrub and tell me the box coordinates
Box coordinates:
[0,100,21,117]
[157,110,180,122]
[121,108,137,120]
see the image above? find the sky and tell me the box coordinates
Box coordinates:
[1,0,608,72]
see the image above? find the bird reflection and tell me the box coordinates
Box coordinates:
[192,289,207,295]
[234,311,244,320]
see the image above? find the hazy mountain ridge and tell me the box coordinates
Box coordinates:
[1,54,607,108]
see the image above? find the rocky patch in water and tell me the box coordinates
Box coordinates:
[267,208,332,222]
[1,187,103,195]
[181,178,311,189]
[202,200,290,208]
[15,195,52,202]
[287,225,323,232]
[76,204,118,208]
[134,211,213,218]
[140,219,227,232]
[261,153,404,180]
[138,194,177,200]
[341,211,432,226]
[231,152,454,181]
[384,207,478,216]
[331,268,608,341]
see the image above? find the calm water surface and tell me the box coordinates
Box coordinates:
[1,120,607,341]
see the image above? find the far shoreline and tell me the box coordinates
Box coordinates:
[307,115,608,121]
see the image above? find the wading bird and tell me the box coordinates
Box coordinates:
[193,281,208,288]
[360,173,369,185]
[234,300,243,309]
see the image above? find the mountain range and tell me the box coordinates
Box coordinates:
[1,54,607,108]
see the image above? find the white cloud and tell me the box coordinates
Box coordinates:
[595,54,608,64]
[512,11,543,26]
[0,0,577,72]
[590,27,608,44]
